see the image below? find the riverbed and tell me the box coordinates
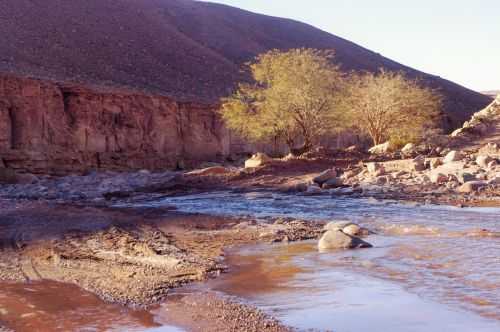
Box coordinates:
[2,191,500,331]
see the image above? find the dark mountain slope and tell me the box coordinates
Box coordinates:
[0,0,492,127]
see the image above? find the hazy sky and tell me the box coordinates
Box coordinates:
[203,0,499,92]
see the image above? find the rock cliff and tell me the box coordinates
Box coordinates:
[0,75,230,174]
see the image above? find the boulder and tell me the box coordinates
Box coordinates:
[368,141,392,154]
[430,173,447,184]
[324,221,369,237]
[401,143,416,155]
[318,230,372,250]
[313,169,337,186]
[476,155,494,168]
[244,153,272,168]
[322,177,344,189]
[366,162,385,175]
[443,151,462,163]
[456,181,487,193]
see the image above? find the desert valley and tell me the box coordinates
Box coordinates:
[0,1,499,331]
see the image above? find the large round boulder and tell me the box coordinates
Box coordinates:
[313,169,337,186]
[318,230,372,250]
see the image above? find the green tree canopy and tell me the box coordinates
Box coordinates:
[220,48,345,155]
[340,70,443,147]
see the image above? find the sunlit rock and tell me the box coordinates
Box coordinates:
[313,169,337,186]
[443,151,462,163]
[318,230,372,250]
[244,153,272,168]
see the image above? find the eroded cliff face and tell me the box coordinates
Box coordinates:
[0,75,230,174]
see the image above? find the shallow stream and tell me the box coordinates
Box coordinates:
[156,191,500,331]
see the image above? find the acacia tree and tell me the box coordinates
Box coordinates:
[341,70,443,146]
[221,48,344,155]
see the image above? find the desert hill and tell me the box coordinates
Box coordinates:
[0,0,492,128]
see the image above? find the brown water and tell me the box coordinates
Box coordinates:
[0,281,184,332]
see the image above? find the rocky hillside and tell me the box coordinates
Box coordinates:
[450,95,500,149]
[0,0,491,128]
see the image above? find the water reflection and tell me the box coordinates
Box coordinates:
[208,242,500,332]
[0,281,184,332]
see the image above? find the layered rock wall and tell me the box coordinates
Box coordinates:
[0,75,230,174]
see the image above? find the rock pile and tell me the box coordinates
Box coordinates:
[451,96,500,138]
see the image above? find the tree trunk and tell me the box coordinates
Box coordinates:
[290,135,313,156]
[371,131,382,146]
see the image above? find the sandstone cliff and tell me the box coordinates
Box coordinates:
[0,75,230,174]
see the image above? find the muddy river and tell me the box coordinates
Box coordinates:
[2,191,500,331]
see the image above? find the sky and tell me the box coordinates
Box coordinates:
[202,0,499,92]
